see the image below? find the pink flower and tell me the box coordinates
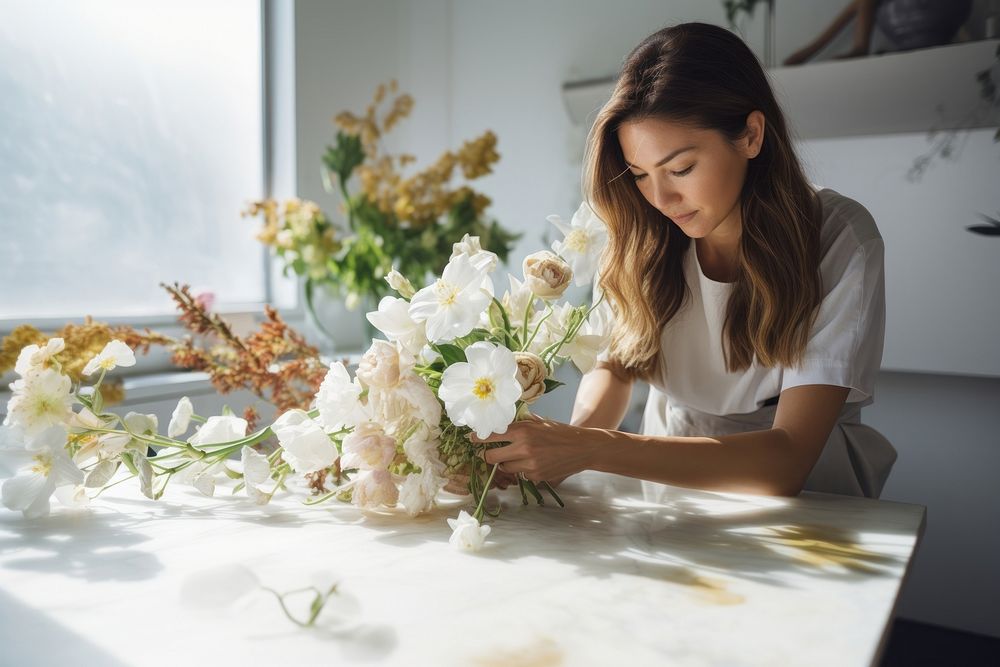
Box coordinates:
[341,422,396,471]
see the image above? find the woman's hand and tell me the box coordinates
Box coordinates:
[470,415,600,483]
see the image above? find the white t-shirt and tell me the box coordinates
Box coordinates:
[645,186,885,416]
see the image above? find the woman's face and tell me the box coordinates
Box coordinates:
[616,114,762,244]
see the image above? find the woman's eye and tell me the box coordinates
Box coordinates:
[671,165,694,177]
[631,173,646,182]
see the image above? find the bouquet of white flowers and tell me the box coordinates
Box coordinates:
[0,203,609,552]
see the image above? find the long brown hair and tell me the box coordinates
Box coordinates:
[585,22,822,380]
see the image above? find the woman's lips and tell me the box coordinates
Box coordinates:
[671,211,697,224]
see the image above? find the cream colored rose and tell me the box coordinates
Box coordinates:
[356,339,401,389]
[513,351,547,404]
[522,250,572,300]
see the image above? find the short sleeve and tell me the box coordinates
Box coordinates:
[781,235,886,404]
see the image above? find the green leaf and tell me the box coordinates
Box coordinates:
[322,131,365,183]
[433,343,467,366]
[120,450,139,476]
[91,387,104,415]
[543,378,565,393]
[135,452,155,500]
[452,328,490,348]
[522,479,545,506]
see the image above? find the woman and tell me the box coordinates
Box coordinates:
[475,22,896,498]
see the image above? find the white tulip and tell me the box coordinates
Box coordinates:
[272,410,337,474]
[408,253,493,342]
[367,296,428,356]
[447,510,491,552]
[548,201,608,286]
[314,363,369,432]
[438,342,521,440]
[168,396,194,438]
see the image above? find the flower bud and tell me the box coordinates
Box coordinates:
[385,270,416,298]
[522,251,572,300]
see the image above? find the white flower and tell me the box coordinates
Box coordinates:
[54,484,91,508]
[513,352,547,404]
[401,423,442,465]
[450,233,499,273]
[82,340,136,376]
[14,338,65,377]
[438,342,521,439]
[340,422,396,471]
[272,410,337,474]
[447,510,491,552]
[399,469,445,517]
[364,363,442,429]
[548,201,608,286]
[241,445,273,505]
[522,250,572,300]
[173,458,228,497]
[352,469,399,509]
[1,425,82,519]
[409,253,493,342]
[88,411,158,459]
[385,270,416,299]
[314,362,369,432]
[168,396,194,438]
[188,415,247,446]
[367,296,428,356]
[3,368,74,438]
[544,303,608,375]
[356,340,404,390]
[501,274,534,328]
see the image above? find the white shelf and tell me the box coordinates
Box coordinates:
[562,40,1000,139]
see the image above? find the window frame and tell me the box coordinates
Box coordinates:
[0,0,302,347]
[0,0,303,379]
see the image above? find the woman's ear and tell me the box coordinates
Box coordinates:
[744,110,766,159]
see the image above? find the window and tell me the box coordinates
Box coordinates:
[0,0,268,322]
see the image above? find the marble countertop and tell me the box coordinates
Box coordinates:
[0,471,925,667]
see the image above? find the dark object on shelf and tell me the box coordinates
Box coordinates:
[783,0,974,67]
[876,0,974,51]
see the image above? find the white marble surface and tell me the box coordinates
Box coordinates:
[0,471,925,667]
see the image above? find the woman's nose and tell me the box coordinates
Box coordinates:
[650,179,680,211]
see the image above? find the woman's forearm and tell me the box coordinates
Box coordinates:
[569,365,633,430]
[584,426,805,496]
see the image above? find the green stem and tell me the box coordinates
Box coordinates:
[90,473,135,499]
[543,294,605,365]
[472,462,500,522]
[523,304,554,352]
[540,481,565,508]
[520,298,532,347]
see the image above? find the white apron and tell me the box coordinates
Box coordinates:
[639,385,897,501]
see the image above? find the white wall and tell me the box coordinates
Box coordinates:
[293,0,1000,638]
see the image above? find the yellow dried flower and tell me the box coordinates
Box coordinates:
[383,94,414,133]
[456,131,500,179]
[334,111,362,134]
[0,325,47,374]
